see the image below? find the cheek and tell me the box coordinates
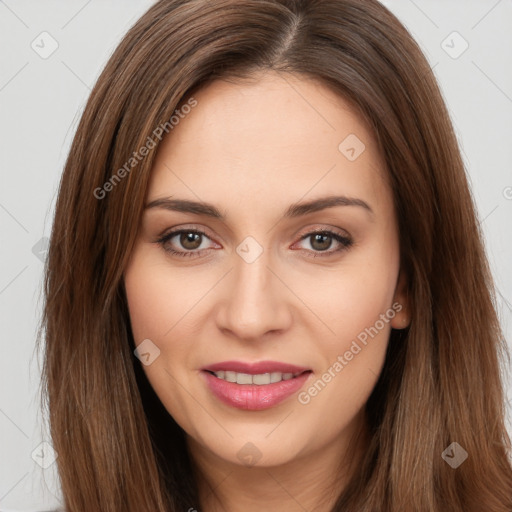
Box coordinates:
[293,235,399,409]
[294,237,399,352]
[123,248,191,397]
[295,281,396,442]
[124,247,200,344]
[123,249,199,426]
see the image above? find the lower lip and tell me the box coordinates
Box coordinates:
[202,371,312,410]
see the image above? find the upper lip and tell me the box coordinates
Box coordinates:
[201,360,311,375]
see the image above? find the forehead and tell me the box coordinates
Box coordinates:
[146,71,391,222]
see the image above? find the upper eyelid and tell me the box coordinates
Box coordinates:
[159,226,217,244]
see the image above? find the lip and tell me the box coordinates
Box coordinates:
[201,360,311,374]
[202,371,312,410]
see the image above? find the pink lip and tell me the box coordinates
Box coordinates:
[202,372,311,410]
[201,363,313,411]
[201,360,311,374]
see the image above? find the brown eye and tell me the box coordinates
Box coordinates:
[309,233,333,251]
[179,232,203,250]
[294,229,353,258]
[156,229,216,258]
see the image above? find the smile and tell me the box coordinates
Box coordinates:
[201,368,312,410]
[207,370,304,385]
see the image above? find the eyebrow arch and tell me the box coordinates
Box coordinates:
[144,195,374,219]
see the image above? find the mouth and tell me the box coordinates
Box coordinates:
[200,361,313,410]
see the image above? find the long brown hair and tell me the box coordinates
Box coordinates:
[37,0,512,510]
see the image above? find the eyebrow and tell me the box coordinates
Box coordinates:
[144,195,374,219]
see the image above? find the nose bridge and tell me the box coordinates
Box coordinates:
[216,240,290,339]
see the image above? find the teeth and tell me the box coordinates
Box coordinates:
[237,373,253,385]
[270,372,282,383]
[212,370,301,385]
[224,371,236,383]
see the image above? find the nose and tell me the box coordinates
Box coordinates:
[215,247,293,341]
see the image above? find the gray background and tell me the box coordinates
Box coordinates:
[0,0,511,510]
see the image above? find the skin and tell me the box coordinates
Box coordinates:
[123,70,410,512]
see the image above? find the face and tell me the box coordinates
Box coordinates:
[123,70,409,471]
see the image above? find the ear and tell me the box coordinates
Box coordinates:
[390,267,410,330]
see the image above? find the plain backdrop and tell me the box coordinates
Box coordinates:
[0,0,511,510]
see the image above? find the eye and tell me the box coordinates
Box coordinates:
[155,227,353,259]
[155,228,218,258]
[292,229,353,258]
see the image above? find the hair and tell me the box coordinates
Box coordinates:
[37,0,512,510]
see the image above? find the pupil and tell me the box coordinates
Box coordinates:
[181,232,201,249]
[312,233,331,251]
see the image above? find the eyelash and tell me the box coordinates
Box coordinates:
[155,227,353,259]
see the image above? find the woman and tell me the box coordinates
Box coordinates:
[38,0,512,510]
